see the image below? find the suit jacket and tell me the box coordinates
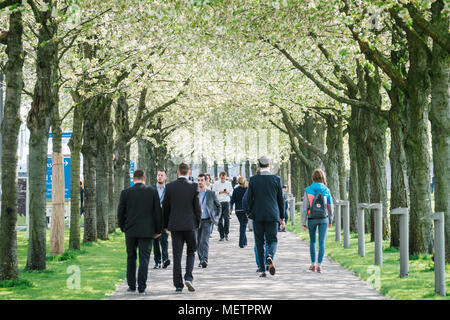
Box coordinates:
[201,189,222,226]
[246,171,284,222]
[163,177,202,231]
[117,183,163,238]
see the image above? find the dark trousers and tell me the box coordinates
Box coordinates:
[198,219,212,263]
[218,201,230,239]
[235,211,248,247]
[153,232,169,264]
[171,230,197,288]
[253,221,278,272]
[125,235,153,292]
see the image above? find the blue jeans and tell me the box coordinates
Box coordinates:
[253,221,278,272]
[235,211,248,248]
[307,218,329,264]
[251,220,269,270]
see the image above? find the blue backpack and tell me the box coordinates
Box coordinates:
[308,193,328,219]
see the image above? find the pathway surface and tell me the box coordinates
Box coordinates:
[108,216,387,300]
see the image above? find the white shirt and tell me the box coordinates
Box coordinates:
[260,167,271,173]
[212,180,233,203]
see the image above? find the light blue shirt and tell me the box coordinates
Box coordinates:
[199,190,209,220]
[155,184,165,207]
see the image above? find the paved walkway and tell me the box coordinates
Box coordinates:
[108,216,386,300]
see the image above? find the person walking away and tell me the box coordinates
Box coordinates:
[230,176,249,248]
[163,163,202,293]
[117,169,162,295]
[246,156,285,277]
[153,170,171,269]
[197,174,221,268]
[212,171,234,241]
[280,185,289,231]
[301,169,334,274]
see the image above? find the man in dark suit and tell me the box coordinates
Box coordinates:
[163,163,202,293]
[117,169,162,295]
[246,156,285,277]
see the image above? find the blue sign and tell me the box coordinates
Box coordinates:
[130,161,135,187]
[48,132,73,138]
[46,157,71,199]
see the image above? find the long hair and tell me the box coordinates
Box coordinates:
[238,176,248,188]
[311,168,327,186]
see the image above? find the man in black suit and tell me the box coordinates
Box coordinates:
[246,156,285,277]
[117,169,162,295]
[163,163,202,293]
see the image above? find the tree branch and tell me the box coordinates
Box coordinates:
[404,2,450,54]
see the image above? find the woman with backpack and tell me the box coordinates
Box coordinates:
[301,169,334,273]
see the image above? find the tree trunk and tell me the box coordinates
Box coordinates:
[124,146,131,188]
[324,117,340,202]
[82,104,98,243]
[107,132,115,234]
[404,31,434,255]
[96,145,109,240]
[0,7,23,280]
[348,119,359,233]
[68,103,82,250]
[387,83,409,248]
[25,10,56,269]
[365,69,389,241]
[429,0,450,262]
[337,117,347,201]
[356,108,371,234]
[50,115,65,255]
[25,129,49,270]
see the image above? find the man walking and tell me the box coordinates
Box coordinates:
[197,173,221,268]
[212,171,233,241]
[153,170,170,269]
[246,156,285,277]
[117,169,162,295]
[163,163,202,293]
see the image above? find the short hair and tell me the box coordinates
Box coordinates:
[157,169,167,175]
[282,185,288,189]
[198,173,206,180]
[178,163,190,176]
[134,169,145,180]
[312,169,327,186]
[219,171,227,177]
[205,173,211,180]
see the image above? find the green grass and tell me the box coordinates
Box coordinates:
[287,212,450,300]
[0,228,126,300]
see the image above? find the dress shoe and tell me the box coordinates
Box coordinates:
[225,235,229,241]
[163,260,171,269]
[219,238,224,242]
[127,287,136,293]
[175,287,183,294]
[201,261,208,268]
[259,272,267,278]
[266,256,276,276]
[153,263,161,269]
[138,290,147,295]
[185,280,195,292]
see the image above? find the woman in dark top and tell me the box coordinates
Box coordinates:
[230,177,249,248]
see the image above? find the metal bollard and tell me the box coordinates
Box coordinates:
[357,203,368,257]
[425,212,446,296]
[367,203,383,266]
[342,201,350,248]
[334,202,341,243]
[391,208,409,277]
[288,197,295,226]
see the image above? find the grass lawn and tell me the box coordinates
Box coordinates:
[287,212,450,300]
[0,228,126,300]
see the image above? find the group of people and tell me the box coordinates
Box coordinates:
[117,156,334,294]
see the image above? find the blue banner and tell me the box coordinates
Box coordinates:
[46,157,71,199]
[130,161,135,187]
